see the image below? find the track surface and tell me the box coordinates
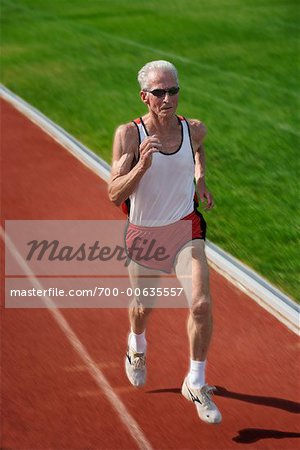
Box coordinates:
[1,98,300,450]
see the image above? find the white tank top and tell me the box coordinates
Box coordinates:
[129,116,195,226]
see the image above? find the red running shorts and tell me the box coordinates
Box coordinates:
[125,209,206,273]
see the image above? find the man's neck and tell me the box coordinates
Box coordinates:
[143,112,179,135]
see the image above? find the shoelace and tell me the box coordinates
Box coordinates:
[132,354,145,370]
[199,385,216,408]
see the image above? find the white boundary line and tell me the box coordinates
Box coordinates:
[1,84,299,335]
[0,226,153,450]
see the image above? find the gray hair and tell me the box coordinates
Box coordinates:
[137,60,179,90]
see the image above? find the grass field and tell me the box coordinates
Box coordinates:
[1,0,299,300]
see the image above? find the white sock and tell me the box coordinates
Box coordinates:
[188,359,206,388]
[128,330,147,353]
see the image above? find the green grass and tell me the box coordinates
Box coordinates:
[1,0,299,300]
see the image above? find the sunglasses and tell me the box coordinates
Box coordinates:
[144,86,180,98]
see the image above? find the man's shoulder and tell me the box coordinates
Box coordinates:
[115,121,139,144]
[115,121,138,135]
[186,118,207,140]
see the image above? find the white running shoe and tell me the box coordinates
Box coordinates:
[181,377,222,424]
[125,348,146,387]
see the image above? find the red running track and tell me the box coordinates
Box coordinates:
[1,98,300,450]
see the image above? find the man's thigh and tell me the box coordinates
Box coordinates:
[174,240,210,307]
[127,260,162,308]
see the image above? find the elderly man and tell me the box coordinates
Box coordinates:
[108,60,221,424]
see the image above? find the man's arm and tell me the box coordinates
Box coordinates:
[189,120,214,210]
[108,123,161,206]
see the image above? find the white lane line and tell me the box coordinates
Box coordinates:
[1,226,153,450]
[1,1,298,98]
[92,29,298,98]
[278,123,300,137]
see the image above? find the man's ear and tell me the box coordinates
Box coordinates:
[140,90,148,105]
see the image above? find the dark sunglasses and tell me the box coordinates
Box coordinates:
[145,86,180,98]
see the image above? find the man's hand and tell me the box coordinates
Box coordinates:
[138,135,162,171]
[197,178,214,211]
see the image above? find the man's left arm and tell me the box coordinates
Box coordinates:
[192,121,214,210]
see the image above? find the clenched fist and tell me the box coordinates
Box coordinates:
[138,135,162,171]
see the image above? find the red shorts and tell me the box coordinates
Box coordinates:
[125,209,206,273]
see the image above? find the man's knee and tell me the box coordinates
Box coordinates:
[190,300,212,324]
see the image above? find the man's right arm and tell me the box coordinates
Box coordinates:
[108,123,161,206]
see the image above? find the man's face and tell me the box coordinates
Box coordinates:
[140,70,179,118]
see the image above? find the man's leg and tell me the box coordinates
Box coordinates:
[125,260,161,387]
[128,259,161,334]
[174,240,221,423]
[175,240,212,363]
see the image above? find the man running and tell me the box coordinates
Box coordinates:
[108,60,221,424]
